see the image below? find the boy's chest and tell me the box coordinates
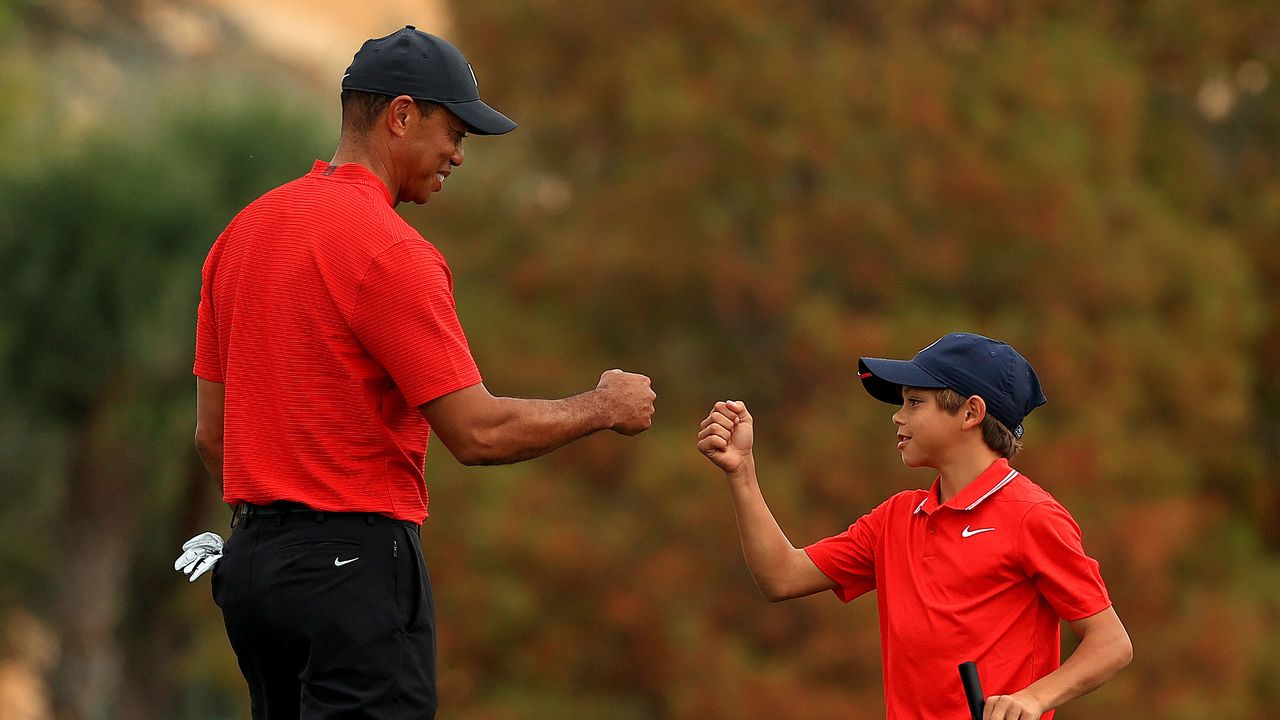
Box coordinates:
[885,509,1027,600]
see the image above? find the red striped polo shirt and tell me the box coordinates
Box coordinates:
[804,459,1111,720]
[194,160,482,523]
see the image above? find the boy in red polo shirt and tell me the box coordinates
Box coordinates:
[698,332,1131,720]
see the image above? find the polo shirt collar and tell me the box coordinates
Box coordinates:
[309,160,394,206]
[913,458,1020,515]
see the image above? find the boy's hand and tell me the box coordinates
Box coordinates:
[698,400,753,474]
[982,691,1044,720]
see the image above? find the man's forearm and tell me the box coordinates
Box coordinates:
[195,439,224,488]
[195,378,226,495]
[426,372,654,465]
[457,391,614,465]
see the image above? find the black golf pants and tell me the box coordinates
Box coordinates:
[212,505,436,719]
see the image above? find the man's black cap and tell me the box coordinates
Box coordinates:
[857,332,1047,439]
[342,26,516,136]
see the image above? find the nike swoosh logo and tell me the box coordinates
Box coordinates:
[961,525,995,538]
[334,557,359,566]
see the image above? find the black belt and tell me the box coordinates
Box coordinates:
[231,501,410,529]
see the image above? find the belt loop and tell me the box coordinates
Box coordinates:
[315,511,325,523]
[275,508,285,526]
[365,513,376,526]
[229,504,239,529]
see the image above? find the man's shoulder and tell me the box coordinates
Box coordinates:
[255,173,435,252]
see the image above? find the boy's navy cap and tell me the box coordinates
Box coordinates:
[342,26,517,136]
[857,332,1047,439]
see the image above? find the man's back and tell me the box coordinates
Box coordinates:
[195,161,482,523]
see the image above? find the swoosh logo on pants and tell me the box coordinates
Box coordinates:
[334,557,359,566]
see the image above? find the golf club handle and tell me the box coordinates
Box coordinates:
[958,661,984,720]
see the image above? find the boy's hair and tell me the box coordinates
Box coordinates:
[933,388,1023,459]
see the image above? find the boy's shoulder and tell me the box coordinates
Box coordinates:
[996,471,1069,508]
[874,488,934,518]
[990,471,1086,529]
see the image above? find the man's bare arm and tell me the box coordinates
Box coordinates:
[421,369,655,466]
[195,378,225,490]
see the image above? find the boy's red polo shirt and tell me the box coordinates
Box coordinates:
[194,161,482,524]
[804,459,1111,720]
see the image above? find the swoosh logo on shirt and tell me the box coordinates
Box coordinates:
[961,525,995,538]
[334,557,359,567]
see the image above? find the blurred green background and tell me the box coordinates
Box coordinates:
[0,1,1278,718]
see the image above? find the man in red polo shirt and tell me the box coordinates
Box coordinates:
[181,27,655,719]
[697,333,1131,719]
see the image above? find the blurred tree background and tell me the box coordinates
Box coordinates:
[0,1,1277,719]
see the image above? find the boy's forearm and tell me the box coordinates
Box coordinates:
[724,456,807,601]
[1019,611,1133,711]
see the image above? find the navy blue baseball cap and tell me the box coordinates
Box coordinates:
[342,26,516,136]
[857,332,1047,438]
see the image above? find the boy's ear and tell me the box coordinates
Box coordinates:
[961,395,987,430]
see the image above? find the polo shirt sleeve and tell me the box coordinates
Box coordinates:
[193,242,223,382]
[351,239,483,408]
[1019,501,1112,621]
[803,499,890,603]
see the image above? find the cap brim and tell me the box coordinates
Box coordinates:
[857,357,947,405]
[444,98,516,136]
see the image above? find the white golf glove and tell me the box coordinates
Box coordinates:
[174,531,224,582]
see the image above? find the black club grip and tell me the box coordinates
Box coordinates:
[958,661,984,720]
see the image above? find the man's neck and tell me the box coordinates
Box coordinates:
[935,448,1002,504]
[330,139,398,205]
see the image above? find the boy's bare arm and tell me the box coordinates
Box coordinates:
[982,606,1133,719]
[698,400,837,601]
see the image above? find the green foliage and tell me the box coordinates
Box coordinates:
[0,62,328,715]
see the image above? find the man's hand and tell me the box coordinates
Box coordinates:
[698,400,754,474]
[174,531,224,582]
[983,691,1045,720]
[596,369,655,435]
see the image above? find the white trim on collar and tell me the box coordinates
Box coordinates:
[913,497,928,515]
[964,469,1019,511]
